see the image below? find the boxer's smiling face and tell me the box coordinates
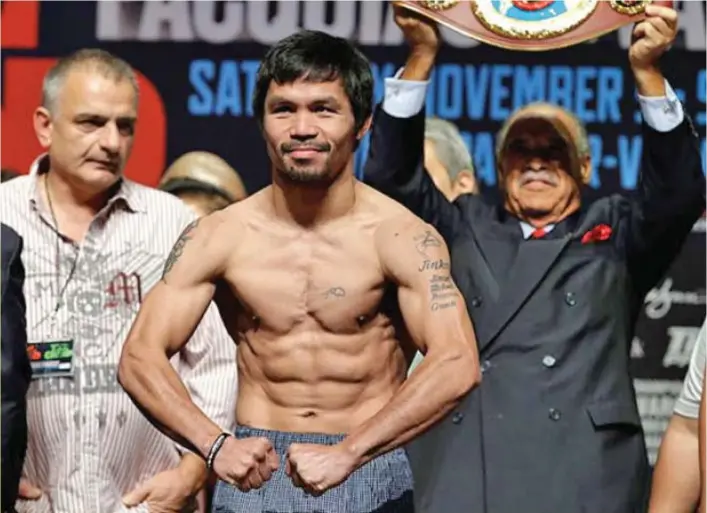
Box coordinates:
[263,77,362,185]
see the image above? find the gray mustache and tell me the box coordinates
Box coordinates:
[519,169,558,186]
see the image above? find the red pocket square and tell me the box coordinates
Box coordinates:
[581,224,612,244]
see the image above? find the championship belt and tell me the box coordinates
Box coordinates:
[393,0,674,51]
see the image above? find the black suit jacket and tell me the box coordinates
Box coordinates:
[364,108,706,513]
[1,224,30,512]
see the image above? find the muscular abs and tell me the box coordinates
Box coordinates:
[218,205,414,435]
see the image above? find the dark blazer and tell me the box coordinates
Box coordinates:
[364,108,706,513]
[1,224,30,512]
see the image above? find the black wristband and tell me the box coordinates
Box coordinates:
[206,432,231,470]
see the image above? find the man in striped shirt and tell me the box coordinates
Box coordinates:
[0,49,237,513]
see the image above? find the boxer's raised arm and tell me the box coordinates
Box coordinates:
[118,213,232,457]
[342,216,480,466]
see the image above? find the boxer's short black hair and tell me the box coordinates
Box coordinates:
[252,30,373,133]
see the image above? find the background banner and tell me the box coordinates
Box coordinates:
[2,0,705,464]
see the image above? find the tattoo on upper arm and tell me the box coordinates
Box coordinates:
[410,228,457,311]
[324,287,346,299]
[414,230,442,257]
[429,275,458,312]
[418,259,450,272]
[162,219,200,280]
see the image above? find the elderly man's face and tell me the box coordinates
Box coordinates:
[499,105,591,225]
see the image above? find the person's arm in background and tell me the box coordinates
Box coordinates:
[649,415,701,513]
[699,370,706,513]
[648,321,706,513]
[621,6,706,297]
[1,225,32,511]
[363,6,463,244]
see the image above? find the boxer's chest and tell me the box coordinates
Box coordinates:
[226,227,389,334]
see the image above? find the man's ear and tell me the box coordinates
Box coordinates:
[454,169,478,195]
[34,106,53,149]
[579,155,592,185]
[357,115,373,141]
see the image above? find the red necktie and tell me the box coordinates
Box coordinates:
[530,227,547,239]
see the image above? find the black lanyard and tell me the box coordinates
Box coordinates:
[44,174,80,313]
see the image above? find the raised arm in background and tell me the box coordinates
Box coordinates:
[363,7,464,243]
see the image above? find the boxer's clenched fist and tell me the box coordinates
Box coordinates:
[212,436,279,492]
[285,443,358,496]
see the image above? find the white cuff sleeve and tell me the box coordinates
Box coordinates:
[637,79,684,133]
[382,67,429,119]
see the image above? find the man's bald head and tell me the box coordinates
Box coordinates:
[159,152,247,216]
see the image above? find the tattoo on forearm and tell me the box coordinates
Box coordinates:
[429,275,458,312]
[325,287,346,299]
[162,219,200,280]
[414,230,442,257]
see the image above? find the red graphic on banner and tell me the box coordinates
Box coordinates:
[1,0,39,49]
[1,2,168,187]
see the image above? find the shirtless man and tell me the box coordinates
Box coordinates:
[118,30,480,513]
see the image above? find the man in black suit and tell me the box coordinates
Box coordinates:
[364,5,705,513]
[1,224,31,513]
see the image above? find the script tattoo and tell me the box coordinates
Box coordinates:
[414,230,442,257]
[162,219,200,280]
[418,259,450,272]
[429,274,458,312]
[325,287,346,299]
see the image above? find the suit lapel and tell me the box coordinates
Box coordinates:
[464,233,501,302]
[477,232,573,351]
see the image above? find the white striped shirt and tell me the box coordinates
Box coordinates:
[0,157,237,513]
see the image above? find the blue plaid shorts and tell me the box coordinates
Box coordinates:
[211,425,414,513]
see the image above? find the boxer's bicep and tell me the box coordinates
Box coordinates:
[129,215,229,356]
[376,217,478,361]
